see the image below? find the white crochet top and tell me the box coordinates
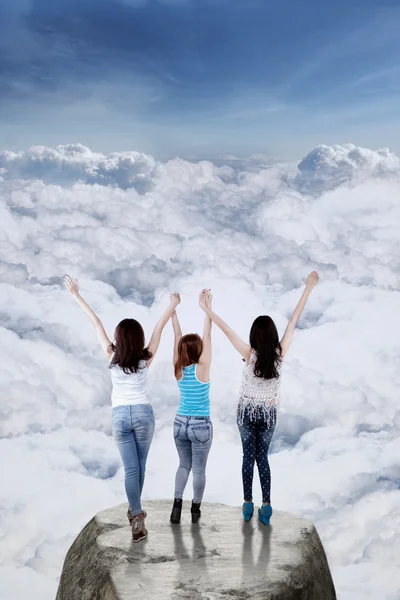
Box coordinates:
[238,350,281,425]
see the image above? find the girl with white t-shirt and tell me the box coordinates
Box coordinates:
[64,275,180,543]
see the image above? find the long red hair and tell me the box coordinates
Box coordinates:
[174,334,203,379]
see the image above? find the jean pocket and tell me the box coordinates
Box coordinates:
[112,414,124,430]
[113,428,125,442]
[173,419,183,439]
[112,418,125,441]
[191,423,212,444]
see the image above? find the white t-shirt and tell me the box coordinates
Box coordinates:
[109,354,149,408]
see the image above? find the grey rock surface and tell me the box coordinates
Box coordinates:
[56,500,336,600]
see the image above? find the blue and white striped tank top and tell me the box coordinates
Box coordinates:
[177,364,210,417]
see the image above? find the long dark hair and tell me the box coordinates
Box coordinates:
[109,318,152,374]
[249,315,282,379]
[174,334,203,379]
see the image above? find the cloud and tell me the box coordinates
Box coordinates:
[1,142,400,600]
[0,144,157,191]
[296,143,400,192]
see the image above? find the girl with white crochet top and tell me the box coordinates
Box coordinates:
[199,272,319,525]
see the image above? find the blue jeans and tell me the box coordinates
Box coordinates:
[174,416,213,504]
[237,407,276,504]
[112,404,155,517]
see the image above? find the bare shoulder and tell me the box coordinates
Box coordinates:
[196,363,210,384]
[244,347,253,364]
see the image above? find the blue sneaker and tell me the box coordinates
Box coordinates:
[242,502,254,522]
[258,504,272,525]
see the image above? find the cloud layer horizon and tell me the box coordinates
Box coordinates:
[1,141,400,600]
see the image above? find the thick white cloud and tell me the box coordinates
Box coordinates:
[1,142,400,600]
[0,144,157,191]
[296,143,400,192]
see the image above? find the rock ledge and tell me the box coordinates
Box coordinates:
[56,500,336,600]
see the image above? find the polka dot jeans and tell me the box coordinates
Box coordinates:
[237,407,276,504]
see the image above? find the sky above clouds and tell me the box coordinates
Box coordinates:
[1,0,400,157]
[1,142,400,599]
[1,2,400,598]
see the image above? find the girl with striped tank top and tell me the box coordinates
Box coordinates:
[200,273,319,525]
[170,289,213,525]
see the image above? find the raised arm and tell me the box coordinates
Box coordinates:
[147,293,180,367]
[63,275,112,359]
[171,310,182,367]
[280,271,319,358]
[200,293,251,362]
[197,290,212,381]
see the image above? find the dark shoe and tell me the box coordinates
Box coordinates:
[131,513,148,543]
[170,499,183,524]
[191,502,201,524]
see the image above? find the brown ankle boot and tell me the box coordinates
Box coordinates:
[131,513,148,543]
[128,507,147,527]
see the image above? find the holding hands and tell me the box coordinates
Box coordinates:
[199,288,212,311]
[170,293,181,309]
[170,288,213,312]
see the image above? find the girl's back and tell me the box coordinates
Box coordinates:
[177,364,210,417]
[240,349,281,402]
[238,350,281,425]
[109,356,149,407]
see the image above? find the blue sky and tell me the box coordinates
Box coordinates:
[1,0,400,159]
